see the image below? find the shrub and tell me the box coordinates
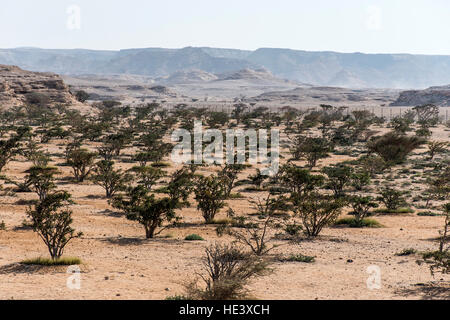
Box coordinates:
[417,211,442,217]
[413,104,439,129]
[21,257,82,266]
[427,141,447,160]
[348,195,378,226]
[185,234,204,241]
[218,164,245,198]
[418,203,450,275]
[367,132,425,165]
[280,165,324,196]
[291,136,333,168]
[292,192,345,237]
[185,243,270,300]
[279,254,315,263]
[334,217,382,228]
[376,187,406,211]
[91,160,132,198]
[66,148,97,182]
[75,90,89,103]
[194,175,226,224]
[111,185,179,239]
[374,207,414,214]
[25,92,50,106]
[25,166,59,201]
[322,164,354,197]
[128,166,164,191]
[217,195,288,256]
[167,167,195,206]
[27,191,82,260]
[0,126,30,172]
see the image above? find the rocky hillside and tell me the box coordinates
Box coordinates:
[391,85,450,106]
[0,64,76,107]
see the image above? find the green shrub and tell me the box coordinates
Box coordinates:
[417,211,442,217]
[335,217,382,228]
[151,162,171,168]
[279,254,315,263]
[185,234,204,241]
[21,257,82,266]
[367,132,425,165]
[374,207,414,214]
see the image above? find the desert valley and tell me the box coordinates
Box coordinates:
[0,49,449,301]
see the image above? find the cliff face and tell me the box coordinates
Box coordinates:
[0,64,76,107]
[391,85,450,106]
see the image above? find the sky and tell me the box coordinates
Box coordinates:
[1,0,450,54]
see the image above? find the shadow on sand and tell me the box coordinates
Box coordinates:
[395,282,450,300]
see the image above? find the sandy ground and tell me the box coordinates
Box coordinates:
[0,124,449,300]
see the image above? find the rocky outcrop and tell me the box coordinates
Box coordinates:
[250,86,398,106]
[0,64,76,107]
[391,85,450,106]
[160,69,218,84]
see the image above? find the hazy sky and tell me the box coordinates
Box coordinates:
[1,0,449,54]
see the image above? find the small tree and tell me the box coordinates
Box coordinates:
[27,191,82,260]
[427,141,447,160]
[194,175,226,223]
[218,164,245,198]
[66,148,97,182]
[167,167,195,206]
[292,192,344,237]
[128,165,164,191]
[413,104,439,132]
[75,90,89,103]
[25,166,59,201]
[217,195,288,256]
[185,243,270,300]
[111,185,179,239]
[280,165,324,196]
[348,195,378,227]
[419,203,450,275]
[322,164,354,198]
[291,136,332,169]
[91,160,132,198]
[350,170,371,191]
[0,126,30,172]
[377,187,406,211]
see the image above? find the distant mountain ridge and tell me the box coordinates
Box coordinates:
[3,46,450,89]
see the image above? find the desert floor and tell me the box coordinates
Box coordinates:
[0,124,449,300]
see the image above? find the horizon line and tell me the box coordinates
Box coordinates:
[3,46,450,57]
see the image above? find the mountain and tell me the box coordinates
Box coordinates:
[4,47,450,88]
